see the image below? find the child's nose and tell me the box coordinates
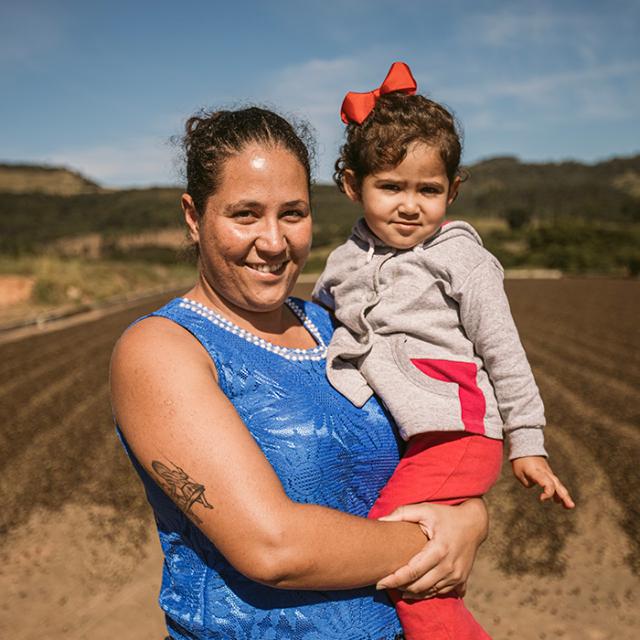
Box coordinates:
[398,193,420,216]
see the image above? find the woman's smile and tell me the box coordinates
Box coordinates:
[183,143,312,320]
[244,260,288,275]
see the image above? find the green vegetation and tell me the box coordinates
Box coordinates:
[0,188,182,254]
[451,155,640,223]
[0,254,195,310]
[0,156,639,308]
[480,223,640,275]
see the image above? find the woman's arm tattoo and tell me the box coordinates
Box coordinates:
[151,460,214,524]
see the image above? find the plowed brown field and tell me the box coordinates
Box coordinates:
[0,279,638,639]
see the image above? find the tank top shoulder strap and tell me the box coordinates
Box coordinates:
[151,297,333,346]
[145,296,333,390]
[148,297,225,377]
[287,296,335,346]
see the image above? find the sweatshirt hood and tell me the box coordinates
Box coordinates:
[352,218,483,250]
[427,220,483,248]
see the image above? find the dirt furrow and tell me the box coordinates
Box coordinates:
[515,316,640,384]
[0,380,149,537]
[0,331,120,405]
[518,319,640,378]
[0,292,175,380]
[0,322,106,380]
[517,311,638,352]
[523,340,640,427]
[525,331,639,398]
[0,355,111,462]
[506,280,640,354]
[0,279,638,639]
[470,427,638,639]
[535,377,640,572]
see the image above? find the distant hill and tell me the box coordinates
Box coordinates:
[0,155,638,257]
[0,163,102,196]
[452,154,640,221]
[0,187,182,254]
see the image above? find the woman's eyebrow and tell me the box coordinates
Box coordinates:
[223,200,264,213]
[282,199,309,208]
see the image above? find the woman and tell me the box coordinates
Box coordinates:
[110,107,488,639]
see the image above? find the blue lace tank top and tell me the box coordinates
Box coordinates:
[119,296,403,639]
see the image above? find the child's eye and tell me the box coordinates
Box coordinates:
[381,183,400,191]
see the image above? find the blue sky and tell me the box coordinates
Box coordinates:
[1,0,639,187]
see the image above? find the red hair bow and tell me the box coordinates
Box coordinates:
[340,61,417,125]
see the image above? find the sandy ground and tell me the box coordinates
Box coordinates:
[1,281,638,639]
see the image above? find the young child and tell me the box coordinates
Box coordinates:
[312,62,575,640]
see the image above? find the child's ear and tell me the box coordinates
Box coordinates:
[343,170,361,203]
[447,176,462,206]
[182,193,201,243]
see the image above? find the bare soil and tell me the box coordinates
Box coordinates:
[0,279,638,639]
[0,275,34,307]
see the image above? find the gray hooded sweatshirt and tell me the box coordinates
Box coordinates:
[312,219,546,460]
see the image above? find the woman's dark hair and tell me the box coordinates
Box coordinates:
[334,93,463,192]
[182,106,315,217]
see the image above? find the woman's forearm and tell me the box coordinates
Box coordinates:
[244,498,487,591]
[246,502,426,589]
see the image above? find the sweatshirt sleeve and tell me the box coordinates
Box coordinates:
[311,242,351,311]
[311,269,336,311]
[454,257,547,459]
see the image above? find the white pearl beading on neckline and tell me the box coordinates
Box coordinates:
[178,298,327,361]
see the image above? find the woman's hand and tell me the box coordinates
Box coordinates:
[376,498,488,599]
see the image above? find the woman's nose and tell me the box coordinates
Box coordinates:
[255,219,287,254]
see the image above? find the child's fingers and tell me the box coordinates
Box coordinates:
[538,474,556,501]
[553,478,576,509]
[516,473,532,488]
[538,474,576,509]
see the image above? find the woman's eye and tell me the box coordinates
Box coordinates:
[282,209,307,219]
[233,210,256,219]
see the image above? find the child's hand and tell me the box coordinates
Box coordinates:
[511,456,575,509]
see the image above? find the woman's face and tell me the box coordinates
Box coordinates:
[183,144,312,316]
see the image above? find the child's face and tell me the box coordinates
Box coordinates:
[346,142,459,250]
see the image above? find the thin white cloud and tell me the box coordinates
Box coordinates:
[440,61,640,118]
[474,7,558,48]
[461,3,629,52]
[261,54,395,182]
[47,136,177,188]
[454,1,640,83]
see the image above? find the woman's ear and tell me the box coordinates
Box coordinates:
[343,170,361,203]
[182,193,200,243]
[447,176,462,206]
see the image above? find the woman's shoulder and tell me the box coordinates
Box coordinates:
[111,308,213,386]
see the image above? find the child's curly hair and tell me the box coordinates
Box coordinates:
[334,93,463,192]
